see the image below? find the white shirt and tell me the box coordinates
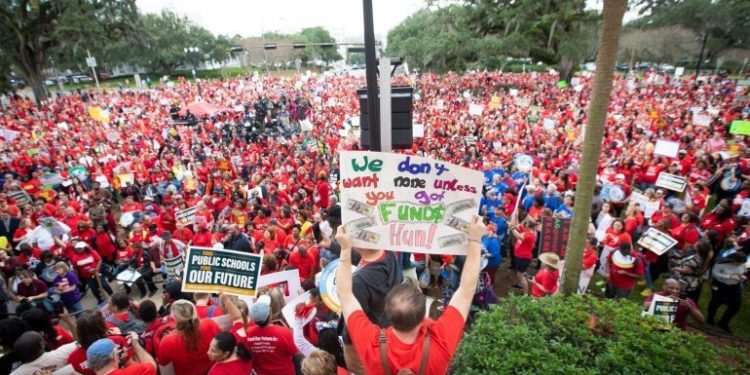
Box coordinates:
[10,342,76,375]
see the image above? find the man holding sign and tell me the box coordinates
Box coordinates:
[336,216,485,375]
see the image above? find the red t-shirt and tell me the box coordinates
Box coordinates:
[531,268,559,297]
[288,251,316,280]
[157,318,222,375]
[347,305,466,375]
[208,358,253,375]
[68,335,130,375]
[608,252,645,290]
[245,324,299,375]
[67,250,102,279]
[110,362,157,375]
[196,304,225,319]
[514,228,536,259]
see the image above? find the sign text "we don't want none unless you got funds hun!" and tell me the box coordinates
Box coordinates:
[340,151,484,255]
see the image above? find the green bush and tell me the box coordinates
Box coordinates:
[452,295,748,375]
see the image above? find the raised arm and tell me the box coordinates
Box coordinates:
[449,216,486,320]
[335,225,362,322]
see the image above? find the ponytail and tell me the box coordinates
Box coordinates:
[213,331,252,361]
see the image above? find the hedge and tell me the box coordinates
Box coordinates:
[452,295,748,374]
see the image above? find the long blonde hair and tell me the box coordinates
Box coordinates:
[171,300,201,351]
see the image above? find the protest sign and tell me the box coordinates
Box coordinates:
[490,96,501,109]
[629,191,660,219]
[340,151,484,255]
[182,246,262,297]
[118,173,134,186]
[653,140,680,158]
[543,118,556,130]
[515,98,530,107]
[257,269,303,303]
[115,269,142,288]
[39,173,63,188]
[8,190,31,206]
[413,124,425,138]
[730,120,750,136]
[317,259,356,314]
[693,114,711,127]
[638,228,678,256]
[642,294,678,326]
[281,291,311,326]
[540,217,571,259]
[0,128,20,142]
[38,217,70,237]
[175,206,199,226]
[468,103,484,116]
[656,172,688,192]
[163,256,184,278]
[674,67,684,76]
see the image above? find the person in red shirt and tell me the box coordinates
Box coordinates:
[67,241,113,305]
[700,203,736,242]
[530,252,560,297]
[289,245,316,281]
[191,222,213,247]
[643,278,705,330]
[578,237,600,294]
[605,243,645,299]
[93,224,116,263]
[671,213,701,250]
[242,295,301,375]
[194,293,225,318]
[316,172,330,210]
[510,218,537,294]
[157,300,222,375]
[207,331,253,375]
[67,311,134,375]
[337,217,485,375]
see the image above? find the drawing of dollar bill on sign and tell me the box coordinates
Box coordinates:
[339,151,484,255]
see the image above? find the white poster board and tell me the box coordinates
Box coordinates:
[175,206,200,226]
[340,151,484,255]
[629,191,660,219]
[256,269,303,303]
[413,124,425,138]
[653,140,680,158]
[693,114,711,127]
[468,103,484,116]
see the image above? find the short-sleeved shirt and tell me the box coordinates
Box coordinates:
[514,227,536,259]
[245,324,299,375]
[110,362,157,375]
[157,319,221,375]
[347,305,466,375]
[208,358,253,375]
[531,268,559,297]
[67,250,101,279]
[53,272,81,305]
[16,278,48,298]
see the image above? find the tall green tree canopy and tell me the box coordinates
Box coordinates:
[297,26,341,63]
[0,0,138,103]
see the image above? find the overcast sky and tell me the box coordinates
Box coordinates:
[136,0,639,41]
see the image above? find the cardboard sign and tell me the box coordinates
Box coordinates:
[163,256,184,278]
[730,120,750,136]
[638,228,678,256]
[340,151,484,255]
[468,103,484,116]
[642,294,678,325]
[281,291,311,326]
[175,206,199,225]
[182,246,262,297]
[629,191,660,219]
[8,190,31,206]
[655,172,687,192]
[653,140,680,158]
[540,217,571,259]
[693,114,711,127]
[413,124,425,138]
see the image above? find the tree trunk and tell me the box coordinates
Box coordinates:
[547,19,558,52]
[558,57,574,83]
[561,0,628,296]
[14,35,48,105]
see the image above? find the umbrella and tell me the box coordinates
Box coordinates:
[178,102,233,118]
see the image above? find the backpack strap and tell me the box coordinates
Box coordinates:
[379,329,393,375]
[207,305,217,318]
[378,327,432,375]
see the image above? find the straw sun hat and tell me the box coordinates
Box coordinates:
[538,252,561,270]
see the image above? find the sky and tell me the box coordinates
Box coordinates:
[135,0,641,41]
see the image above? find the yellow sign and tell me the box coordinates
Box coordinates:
[490,96,501,109]
[88,106,110,124]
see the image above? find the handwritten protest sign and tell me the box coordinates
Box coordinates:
[653,140,680,158]
[730,120,750,136]
[175,206,199,226]
[540,217,571,259]
[629,191,660,219]
[638,228,678,256]
[340,151,484,255]
[182,246,262,297]
[656,172,687,192]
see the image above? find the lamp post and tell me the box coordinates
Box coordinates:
[184,46,202,96]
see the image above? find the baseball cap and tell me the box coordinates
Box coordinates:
[74,242,87,249]
[251,295,272,324]
[86,338,115,360]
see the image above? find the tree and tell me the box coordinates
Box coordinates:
[618,26,700,68]
[297,27,341,64]
[561,0,627,296]
[0,0,138,104]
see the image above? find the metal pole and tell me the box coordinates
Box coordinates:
[695,32,707,77]
[379,57,392,152]
[362,0,381,151]
[87,50,100,88]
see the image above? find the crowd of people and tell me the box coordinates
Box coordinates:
[0,67,748,374]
